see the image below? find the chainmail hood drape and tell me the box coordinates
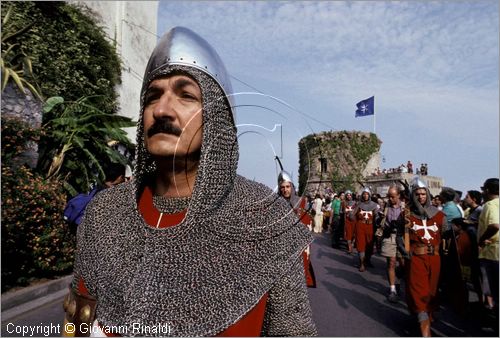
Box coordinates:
[74,27,315,336]
[410,186,439,219]
[409,176,438,219]
[357,188,378,211]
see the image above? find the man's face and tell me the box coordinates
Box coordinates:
[340,193,345,200]
[346,193,352,201]
[464,193,474,207]
[387,188,400,206]
[280,182,292,199]
[434,196,442,206]
[362,192,370,201]
[143,74,203,158]
[415,188,427,205]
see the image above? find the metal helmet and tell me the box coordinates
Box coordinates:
[278,170,293,186]
[134,27,238,195]
[361,187,371,195]
[141,26,234,107]
[345,190,352,196]
[410,176,428,191]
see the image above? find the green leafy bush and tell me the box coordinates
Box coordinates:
[2,118,75,292]
[38,96,135,195]
[1,5,42,99]
[0,2,131,291]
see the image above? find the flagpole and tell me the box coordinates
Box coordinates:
[373,112,376,134]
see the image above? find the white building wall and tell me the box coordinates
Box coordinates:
[75,1,159,142]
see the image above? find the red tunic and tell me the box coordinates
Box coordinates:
[293,198,312,227]
[294,198,316,288]
[405,211,445,315]
[354,208,375,253]
[78,186,268,336]
[343,202,356,242]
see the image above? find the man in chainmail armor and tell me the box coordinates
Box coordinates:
[342,190,357,254]
[63,27,317,337]
[351,187,379,272]
[277,170,316,288]
[401,177,446,337]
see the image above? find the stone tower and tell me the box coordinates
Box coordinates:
[298,130,382,196]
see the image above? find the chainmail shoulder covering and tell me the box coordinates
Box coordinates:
[74,177,317,337]
[357,200,379,211]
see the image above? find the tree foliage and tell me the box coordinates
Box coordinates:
[0,1,135,194]
[0,1,122,113]
[0,2,134,290]
[1,5,43,99]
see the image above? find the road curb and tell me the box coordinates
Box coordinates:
[1,275,72,321]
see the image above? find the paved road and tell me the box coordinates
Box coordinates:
[1,297,65,337]
[2,232,498,337]
[307,232,498,337]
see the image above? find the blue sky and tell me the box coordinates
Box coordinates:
[157,1,499,195]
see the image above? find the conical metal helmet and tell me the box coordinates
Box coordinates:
[361,187,371,196]
[278,170,293,186]
[410,176,428,191]
[141,26,233,107]
[345,190,353,196]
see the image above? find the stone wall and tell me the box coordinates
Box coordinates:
[1,83,43,168]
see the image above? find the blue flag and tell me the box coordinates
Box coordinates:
[355,96,374,117]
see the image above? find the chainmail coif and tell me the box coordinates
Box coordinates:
[74,65,317,336]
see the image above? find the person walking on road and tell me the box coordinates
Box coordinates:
[63,26,317,337]
[343,190,357,254]
[380,186,406,303]
[351,187,379,272]
[478,178,499,312]
[402,177,446,337]
[277,170,317,288]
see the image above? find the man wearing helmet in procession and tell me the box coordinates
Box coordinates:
[278,170,317,288]
[351,187,380,272]
[342,190,357,254]
[63,27,317,337]
[402,176,446,337]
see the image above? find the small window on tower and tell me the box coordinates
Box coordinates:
[319,158,327,173]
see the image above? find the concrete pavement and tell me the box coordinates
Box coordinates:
[1,275,71,323]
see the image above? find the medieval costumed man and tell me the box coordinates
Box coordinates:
[400,177,446,337]
[351,187,379,272]
[342,190,357,254]
[277,169,317,288]
[63,27,317,337]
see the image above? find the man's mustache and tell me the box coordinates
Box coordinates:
[147,118,183,138]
